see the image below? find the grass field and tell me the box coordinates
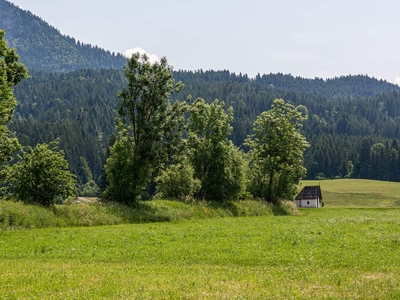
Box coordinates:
[300,179,400,207]
[1,209,400,299]
[1,179,400,299]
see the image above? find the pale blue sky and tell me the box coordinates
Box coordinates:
[8,0,400,83]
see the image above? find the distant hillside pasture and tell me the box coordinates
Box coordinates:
[300,179,400,207]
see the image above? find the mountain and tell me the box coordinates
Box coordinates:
[4,0,400,186]
[0,0,126,72]
[11,69,400,184]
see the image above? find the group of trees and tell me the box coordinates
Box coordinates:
[103,53,308,204]
[10,67,400,189]
[172,71,400,181]
[6,0,400,192]
[1,31,308,207]
[0,30,75,206]
[5,0,400,207]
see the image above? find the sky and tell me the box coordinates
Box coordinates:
[8,0,400,83]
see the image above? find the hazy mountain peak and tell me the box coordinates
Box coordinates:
[0,0,126,72]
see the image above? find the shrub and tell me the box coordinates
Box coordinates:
[155,162,200,200]
[5,142,76,207]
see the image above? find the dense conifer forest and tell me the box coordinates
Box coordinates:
[3,0,400,190]
[10,69,400,185]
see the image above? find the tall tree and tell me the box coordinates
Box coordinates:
[188,98,246,201]
[103,53,184,204]
[0,30,28,170]
[245,99,308,203]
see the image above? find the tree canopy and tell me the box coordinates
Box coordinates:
[0,29,27,170]
[188,98,246,200]
[245,99,309,203]
[103,53,184,204]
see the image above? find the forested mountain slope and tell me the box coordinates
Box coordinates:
[12,69,126,183]
[11,69,400,184]
[0,0,125,71]
[4,0,400,185]
[175,70,400,98]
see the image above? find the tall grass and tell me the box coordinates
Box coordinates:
[0,198,284,229]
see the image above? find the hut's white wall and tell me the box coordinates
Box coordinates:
[296,198,319,208]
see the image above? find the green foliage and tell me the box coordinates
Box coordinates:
[0,29,27,168]
[155,160,201,200]
[78,180,100,197]
[271,200,299,215]
[78,157,93,184]
[3,178,400,230]
[10,66,400,188]
[4,141,76,207]
[12,69,126,183]
[76,157,99,196]
[0,126,20,170]
[102,130,142,204]
[246,99,309,203]
[103,53,184,203]
[188,98,247,200]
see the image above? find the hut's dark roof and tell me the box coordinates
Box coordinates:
[295,186,323,200]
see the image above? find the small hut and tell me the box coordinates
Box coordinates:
[295,185,323,208]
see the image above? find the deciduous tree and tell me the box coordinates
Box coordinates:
[103,53,184,204]
[0,30,28,169]
[188,98,246,201]
[245,99,308,203]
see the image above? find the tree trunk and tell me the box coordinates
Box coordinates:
[265,172,274,203]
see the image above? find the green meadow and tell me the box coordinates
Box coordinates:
[301,178,400,207]
[1,179,400,299]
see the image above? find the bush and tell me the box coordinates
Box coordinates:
[155,162,200,200]
[314,173,326,180]
[79,180,100,197]
[5,142,76,207]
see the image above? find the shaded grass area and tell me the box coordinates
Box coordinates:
[300,179,400,207]
[1,208,400,299]
[0,198,290,229]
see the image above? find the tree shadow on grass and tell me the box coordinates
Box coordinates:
[106,201,172,223]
